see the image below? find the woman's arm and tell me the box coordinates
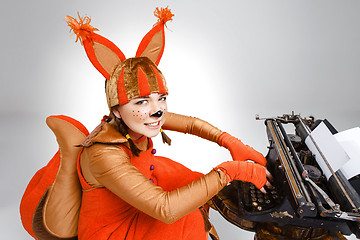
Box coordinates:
[83,144,228,224]
[163,112,223,143]
[163,112,267,166]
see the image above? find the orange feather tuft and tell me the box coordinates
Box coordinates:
[65,13,99,45]
[154,7,174,27]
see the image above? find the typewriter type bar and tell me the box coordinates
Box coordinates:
[295,117,360,214]
[265,118,317,218]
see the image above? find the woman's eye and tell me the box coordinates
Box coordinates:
[136,100,147,105]
[159,96,167,101]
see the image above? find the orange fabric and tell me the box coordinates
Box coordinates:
[80,138,226,224]
[137,67,151,97]
[135,23,165,66]
[214,161,267,189]
[66,14,126,80]
[20,115,89,239]
[77,140,207,240]
[135,8,173,65]
[20,151,60,239]
[218,132,267,166]
[116,67,129,105]
[83,33,125,80]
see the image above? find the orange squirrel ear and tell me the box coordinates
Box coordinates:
[135,7,174,65]
[66,13,126,79]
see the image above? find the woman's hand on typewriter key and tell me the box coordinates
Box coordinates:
[218,132,267,166]
[214,161,272,192]
[259,170,273,194]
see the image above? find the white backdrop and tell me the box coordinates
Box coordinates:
[1,0,359,239]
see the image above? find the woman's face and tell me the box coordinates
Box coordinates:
[113,93,168,140]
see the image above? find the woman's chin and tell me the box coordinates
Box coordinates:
[146,131,160,138]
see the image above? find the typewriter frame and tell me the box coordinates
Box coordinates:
[212,113,360,238]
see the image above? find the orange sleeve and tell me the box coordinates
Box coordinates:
[163,112,223,143]
[83,144,228,224]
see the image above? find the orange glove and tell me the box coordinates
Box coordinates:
[218,132,267,166]
[214,161,267,190]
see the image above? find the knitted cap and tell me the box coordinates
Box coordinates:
[66,7,173,108]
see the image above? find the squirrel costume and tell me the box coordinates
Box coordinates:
[20,8,269,240]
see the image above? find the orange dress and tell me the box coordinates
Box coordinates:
[20,114,227,240]
[77,138,207,240]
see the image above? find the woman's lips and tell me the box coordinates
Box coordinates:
[145,121,160,127]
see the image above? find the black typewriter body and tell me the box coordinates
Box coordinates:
[213,113,360,238]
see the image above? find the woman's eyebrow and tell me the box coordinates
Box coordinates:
[133,94,167,100]
[134,96,150,99]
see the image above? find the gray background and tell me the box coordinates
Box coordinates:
[1,0,359,239]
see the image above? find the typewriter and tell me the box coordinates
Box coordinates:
[213,113,360,239]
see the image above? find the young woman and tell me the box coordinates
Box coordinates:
[20,7,271,240]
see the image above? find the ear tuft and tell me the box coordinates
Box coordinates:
[65,13,99,45]
[154,7,174,27]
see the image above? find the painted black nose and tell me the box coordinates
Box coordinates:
[151,110,163,118]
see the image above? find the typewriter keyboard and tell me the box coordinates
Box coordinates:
[242,183,281,212]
